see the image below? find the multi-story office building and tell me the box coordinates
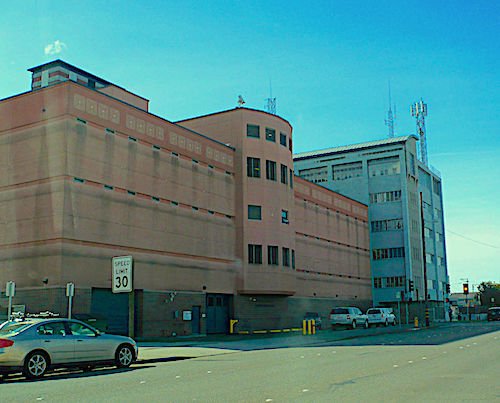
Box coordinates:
[294,136,449,314]
[0,60,371,336]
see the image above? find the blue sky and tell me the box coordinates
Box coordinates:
[1,1,499,291]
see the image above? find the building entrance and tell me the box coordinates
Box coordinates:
[206,294,231,334]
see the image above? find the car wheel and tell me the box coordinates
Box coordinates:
[352,320,357,329]
[23,351,49,379]
[115,344,134,368]
[384,319,389,327]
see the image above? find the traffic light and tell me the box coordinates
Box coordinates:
[446,283,451,294]
[409,280,414,292]
[463,283,469,295]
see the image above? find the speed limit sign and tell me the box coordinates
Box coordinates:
[112,256,133,293]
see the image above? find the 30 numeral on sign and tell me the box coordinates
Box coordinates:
[112,256,133,293]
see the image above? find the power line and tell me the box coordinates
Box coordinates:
[447,230,500,249]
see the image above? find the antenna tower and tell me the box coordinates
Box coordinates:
[411,99,428,166]
[385,81,395,138]
[265,81,276,115]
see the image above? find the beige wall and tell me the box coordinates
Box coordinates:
[0,83,238,295]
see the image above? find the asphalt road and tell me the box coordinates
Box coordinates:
[1,323,499,402]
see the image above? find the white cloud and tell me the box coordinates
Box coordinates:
[44,40,67,56]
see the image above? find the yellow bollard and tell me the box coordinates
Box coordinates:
[302,320,307,335]
[414,316,419,328]
[311,319,316,335]
[308,319,312,335]
[229,319,238,334]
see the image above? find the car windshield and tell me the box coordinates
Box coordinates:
[332,308,348,314]
[368,309,380,314]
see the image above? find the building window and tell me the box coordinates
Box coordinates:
[369,190,402,204]
[280,164,288,184]
[426,253,434,264]
[288,138,292,152]
[248,205,262,220]
[266,160,277,181]
[282,247,290,267]
[386,276,406,288]
[332,162,362,180]
[438,256,445,266]
[370,219,403,232]
[280,132,287,146]
[248,244,262,264]
[247,157,261,178]
[368,157,401,177]
[372,247,405,260]
[247,124,260,138]
[409,153,416,176]
[289,169,294,189]
[424,227,433,238]
[281,210,289,224]
[268,245,279,265]
[265,127,276,142]
[298,166,328,183]
[374,278,382,288]
[433,178,442,196]
[292,249,295,269]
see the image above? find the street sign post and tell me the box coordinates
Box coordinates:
[5,281,15,320]
[112,256,133,293]
[112,256,134,338]
[66,282,75,319]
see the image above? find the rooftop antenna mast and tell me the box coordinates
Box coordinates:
[385,81,395,138]
[411,99,429,166]
[265,80,276,115]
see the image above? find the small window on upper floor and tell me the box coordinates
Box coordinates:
[248,205,262,220]
[265,128,276,142]
[280,132,287,146]
[247,124,260,138]
[266,160,277,181]
[281,209,289,224]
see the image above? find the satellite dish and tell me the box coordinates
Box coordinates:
[237,95,245,107]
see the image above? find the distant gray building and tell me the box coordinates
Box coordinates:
[294,135,449,309]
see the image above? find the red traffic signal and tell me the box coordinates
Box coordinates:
[463,283,469,295]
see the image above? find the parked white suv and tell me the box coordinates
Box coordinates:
[366,307,397,327]
[330,307,368,329]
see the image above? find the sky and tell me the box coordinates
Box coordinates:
[1,1,499,292]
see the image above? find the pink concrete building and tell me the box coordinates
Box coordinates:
[0,61,370,337]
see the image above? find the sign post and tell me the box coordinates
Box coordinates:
[66,282,75,319]
[5,281,15,321]
[112,256,134,338]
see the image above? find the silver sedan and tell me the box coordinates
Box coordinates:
[0,318,137,379]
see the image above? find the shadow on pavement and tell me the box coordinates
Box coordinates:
[0,364,154,384]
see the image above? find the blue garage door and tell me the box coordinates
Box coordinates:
[91,288,128,335]
[206,294,231,334]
